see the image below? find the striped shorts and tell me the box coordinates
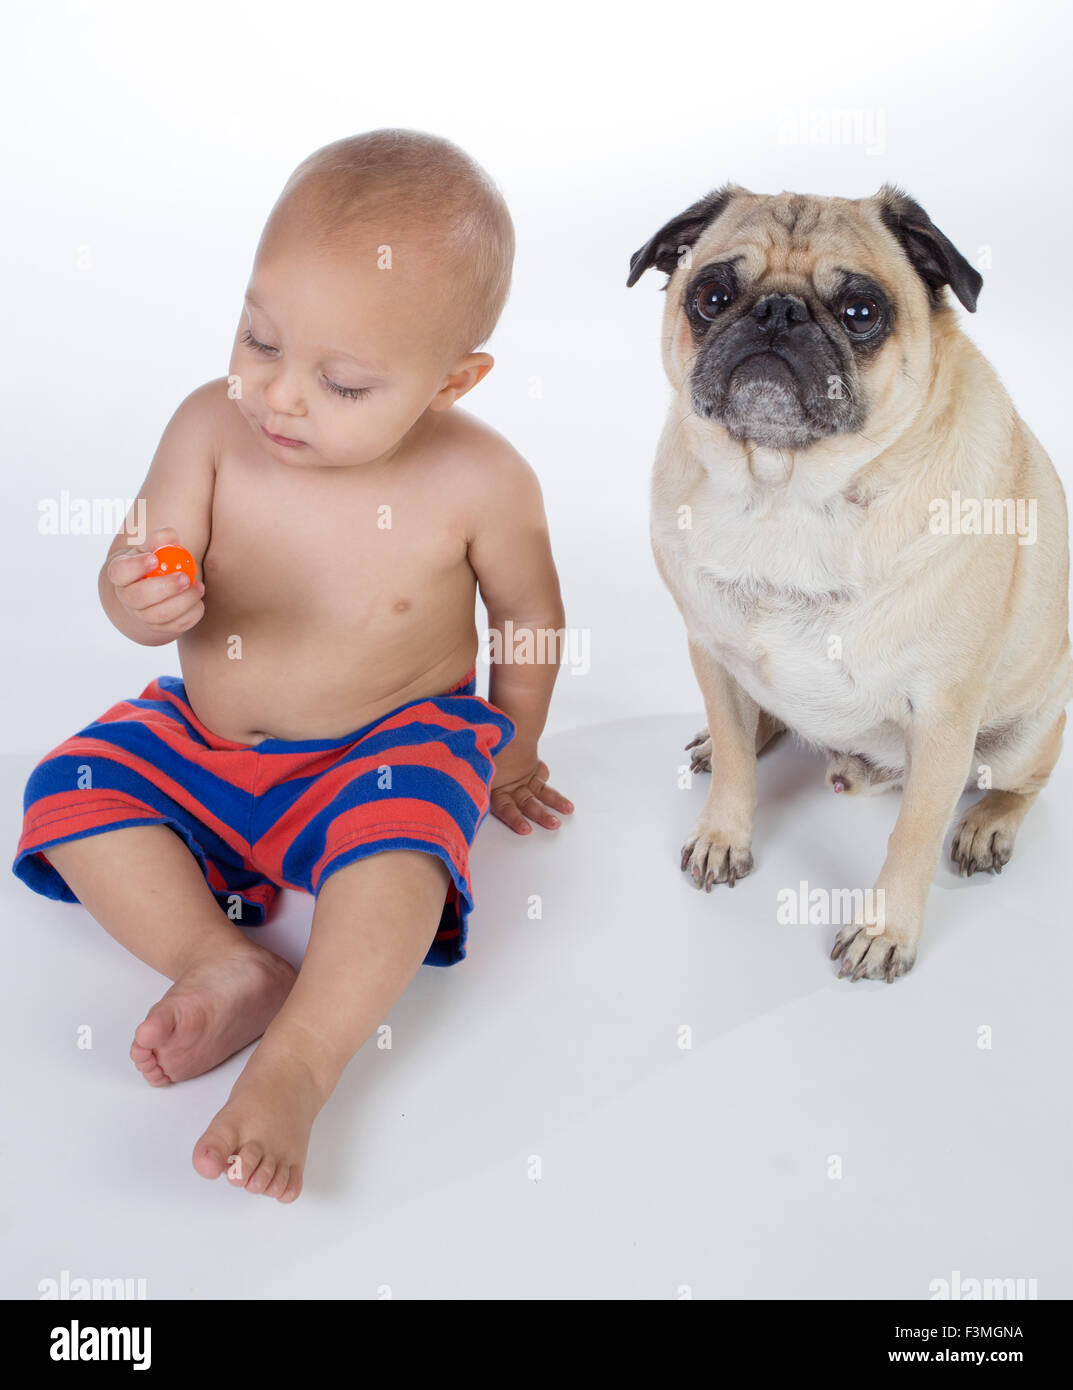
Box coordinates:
[12,667,516,966]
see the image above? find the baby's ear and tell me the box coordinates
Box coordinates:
[627,185,737,288]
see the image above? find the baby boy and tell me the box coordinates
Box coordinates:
[14,129,572,1202]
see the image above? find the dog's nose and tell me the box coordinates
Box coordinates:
[751,293,809,336]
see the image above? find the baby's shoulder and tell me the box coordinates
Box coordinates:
[165,376,235,459]
[430,409,542,515]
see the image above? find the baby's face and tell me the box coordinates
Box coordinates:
[228,223,467,469]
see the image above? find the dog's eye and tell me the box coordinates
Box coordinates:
[840,294,881,335]
[694,281,734,321]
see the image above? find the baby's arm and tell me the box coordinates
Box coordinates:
[98,381,217,646]
[465,437,573,833]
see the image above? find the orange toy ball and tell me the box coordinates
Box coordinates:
[147,544,197,581]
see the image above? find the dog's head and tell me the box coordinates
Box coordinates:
[628,183,982,463]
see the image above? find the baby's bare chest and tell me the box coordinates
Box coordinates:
[202,443,473,630]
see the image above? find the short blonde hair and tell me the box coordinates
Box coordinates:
[266,129,515,363]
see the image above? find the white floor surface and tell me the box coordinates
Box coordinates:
[3,701,1070,1299]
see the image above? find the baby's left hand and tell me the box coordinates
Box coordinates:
[490,756,574,834]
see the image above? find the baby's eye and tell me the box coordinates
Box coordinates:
[241,329,275,354]
[324,378,373,401]
[242,331,370,400]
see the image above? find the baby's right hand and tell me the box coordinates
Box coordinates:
[106,526,206,636]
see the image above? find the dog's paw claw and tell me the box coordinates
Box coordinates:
[831,922,918,982]
[951,802,1016,878]
[680,828,753,891]
[685,729,712,773]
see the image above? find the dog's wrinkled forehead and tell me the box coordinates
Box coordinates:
[627,182,982,313]
[689,191,890,299]
[626,185,869,289]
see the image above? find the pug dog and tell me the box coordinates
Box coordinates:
[628,183,1073,981]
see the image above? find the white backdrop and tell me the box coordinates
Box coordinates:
[2,0,1071,1304]
[3,0,1070,752]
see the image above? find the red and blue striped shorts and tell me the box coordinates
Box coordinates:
[12,667,516,966]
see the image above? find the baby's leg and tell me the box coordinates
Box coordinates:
[43,825,296,1085]
[192,849,451,1203]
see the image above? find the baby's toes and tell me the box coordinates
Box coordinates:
[278,1165,303,1204]
[264,1165,292,1201]
[132,1004,176,1054]
[191,1118,240,1180]
[244,1157,277,1196]
[227,1142,264,1189]
[130,1041,171,1086]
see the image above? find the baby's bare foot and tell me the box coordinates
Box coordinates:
[129,944,296,1086]
[191,1037,325,1202]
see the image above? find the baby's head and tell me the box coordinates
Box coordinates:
[229,129,514,467]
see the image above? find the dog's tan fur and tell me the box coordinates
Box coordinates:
[634,185,1073,980]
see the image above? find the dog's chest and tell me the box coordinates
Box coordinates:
[654,493,909,743]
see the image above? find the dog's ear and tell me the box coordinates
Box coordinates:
[875,184,983,313]
[627,184,737,288]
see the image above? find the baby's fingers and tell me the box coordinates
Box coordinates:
[494,785,566,832]
[534,780,574,816]
[122,569,200,613]
[107,549,162,588]
[490,789,535,835]
[515,787,564,830]
[132,584,206,632]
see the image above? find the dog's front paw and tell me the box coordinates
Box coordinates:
[680,823,754,890]
[684,727,712,773]
[830,919,919,983]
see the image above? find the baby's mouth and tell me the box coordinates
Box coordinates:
[261,423,306,448]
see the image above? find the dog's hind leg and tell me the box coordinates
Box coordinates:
[951,708,1066,875]
[685,708,785,773]
[756,708,787,756]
